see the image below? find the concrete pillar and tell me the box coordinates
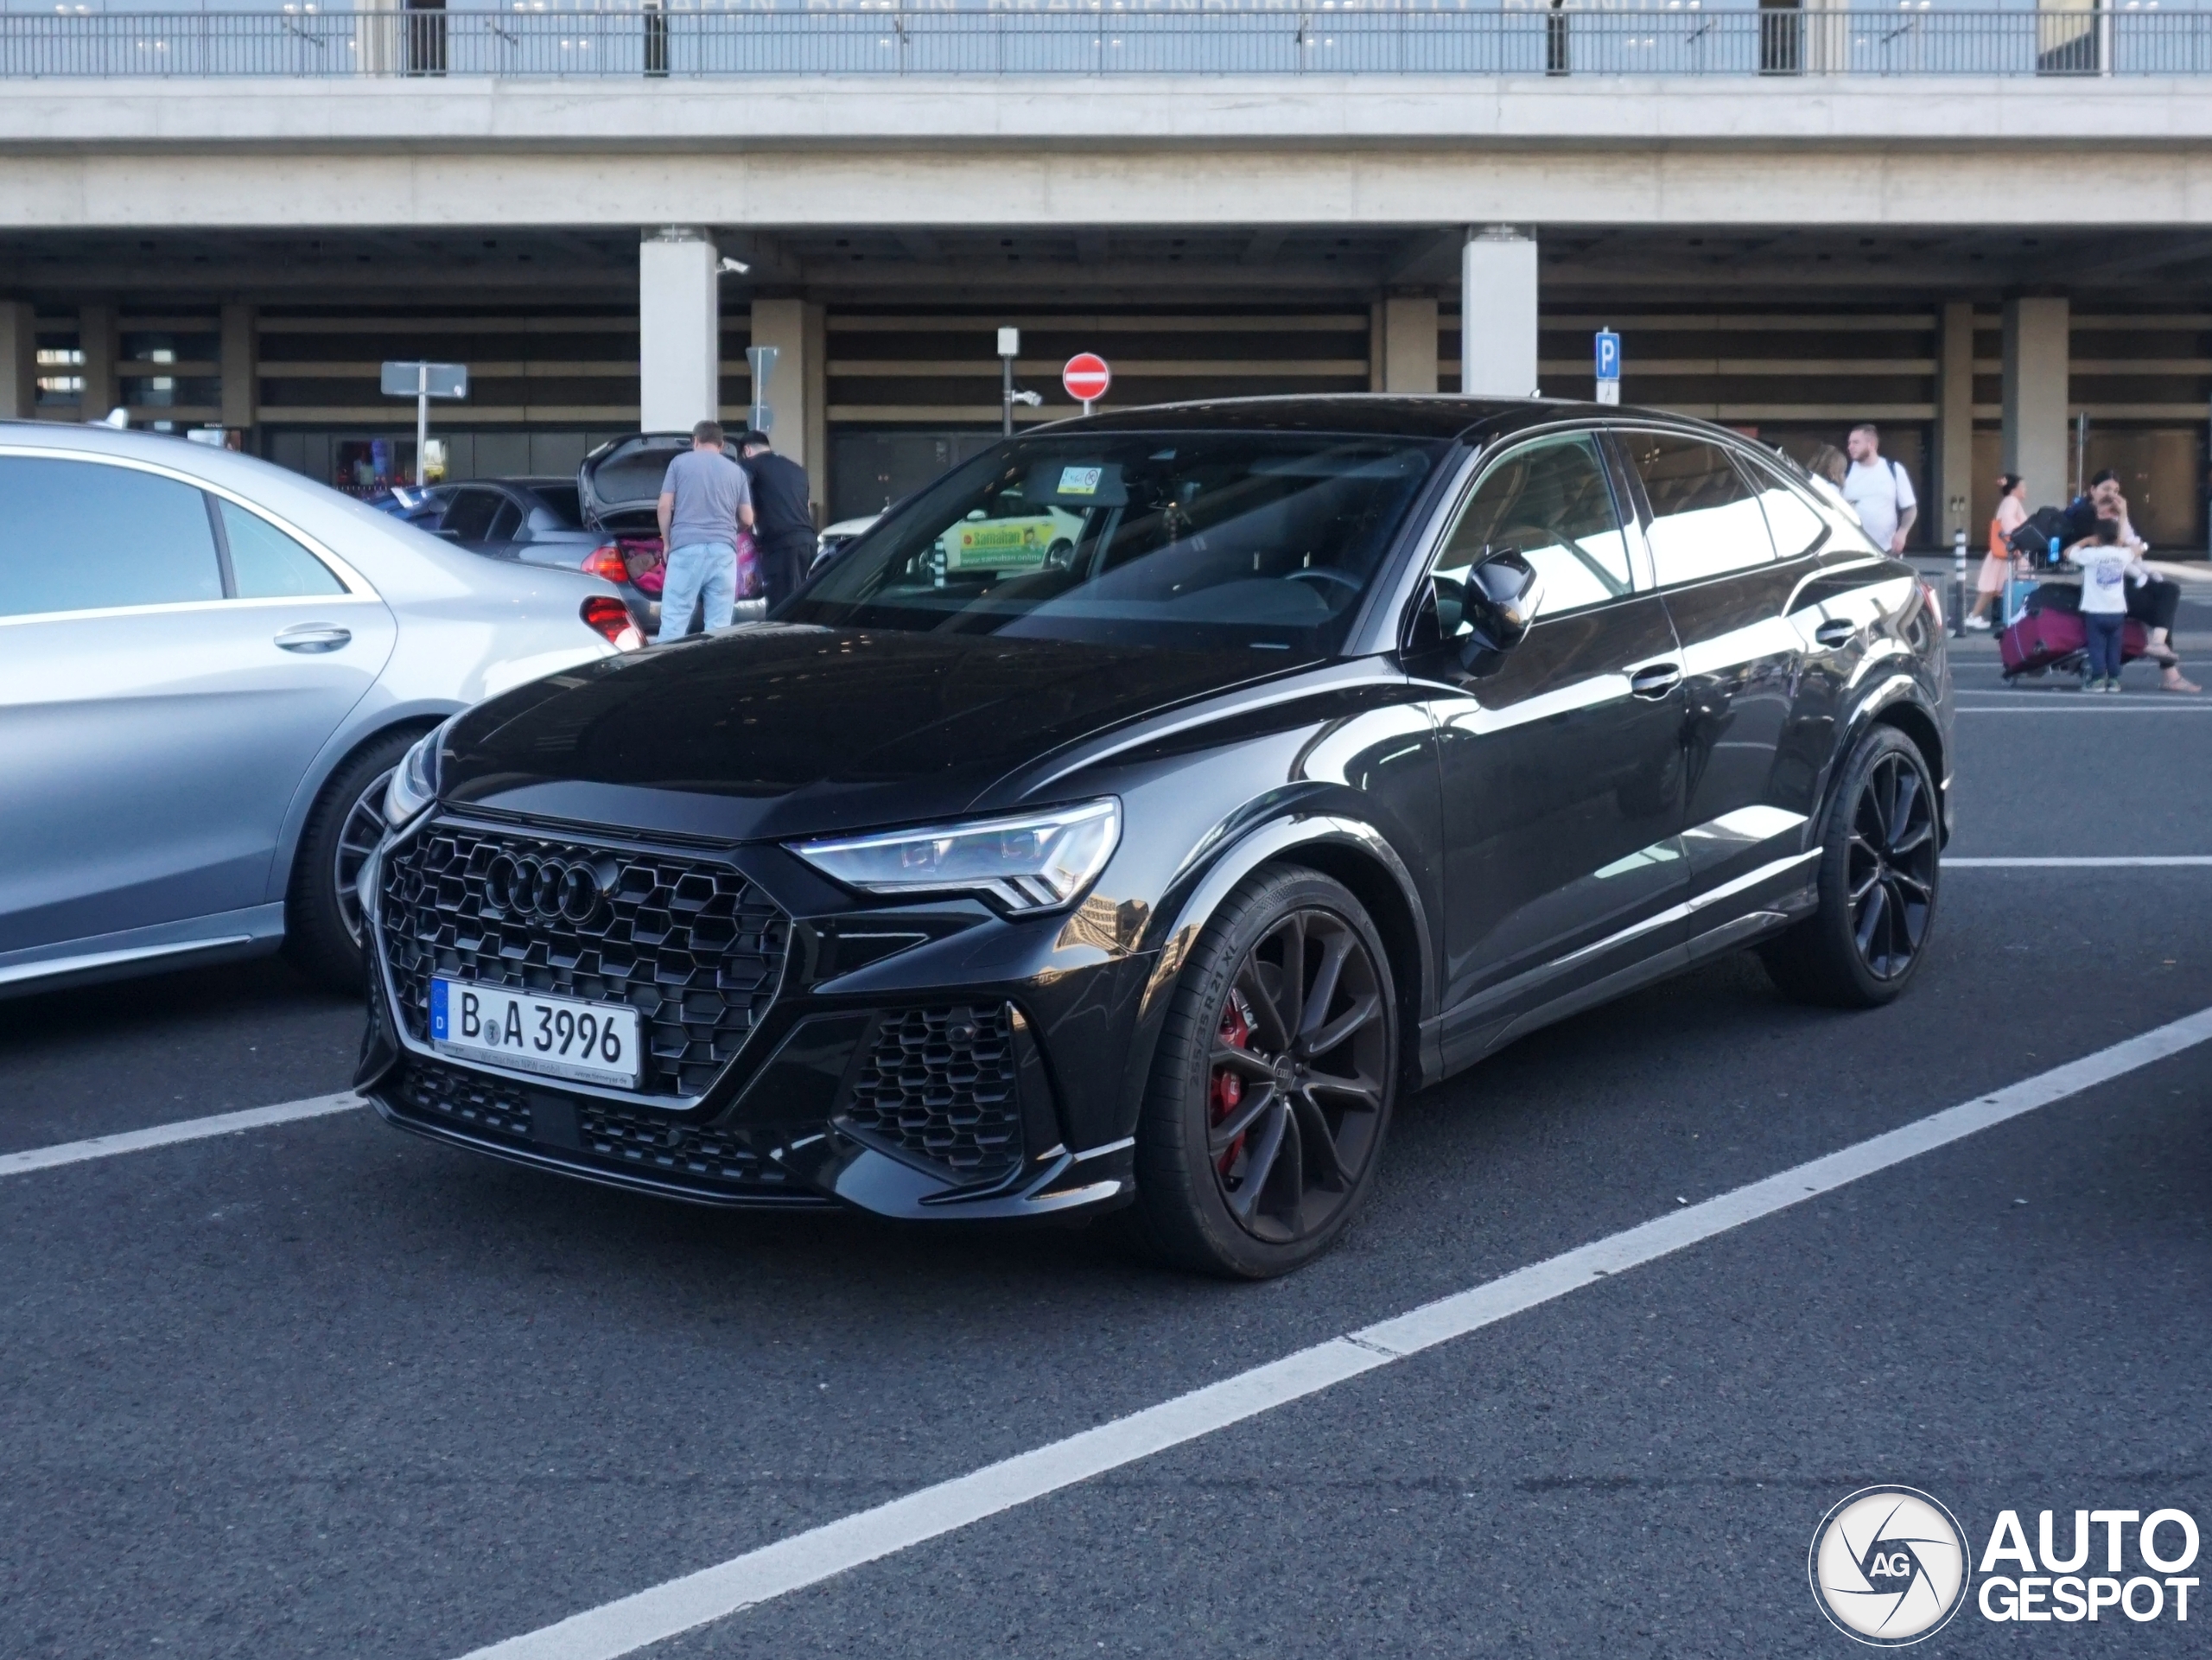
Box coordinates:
[803,300,827,522]
[639,227,720,434]
[0,302,33,419]
[79,303,116,421]
[1380,296,1440,395]
[748,296,826,520]
[2001,296,2069,511]
[1461,227,1539,399]
[219,302,257,437]
[1934,301,1975,544]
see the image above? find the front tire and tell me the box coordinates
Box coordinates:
[1761,725,1941,1008]
[1128,867,1399,1279]
[284,728,426,993]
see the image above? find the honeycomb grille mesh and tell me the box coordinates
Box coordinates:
[378,822,788,1099]
[392,1054,535,1141]
[840,1005,1022,1185]
[575,1101,785,1190]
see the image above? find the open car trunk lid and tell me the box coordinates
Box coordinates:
[577,431,742,527]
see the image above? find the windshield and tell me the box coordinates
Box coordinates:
[784,431,1443,655]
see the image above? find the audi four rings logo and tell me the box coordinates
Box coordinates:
[485,854,606,922]
[1810,1486,1972,1645]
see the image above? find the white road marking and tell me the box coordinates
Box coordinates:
[1946,855,2212,868]
[453,1006,2212,1660]
[1955,703,2212,714]
[0,1092,364,1179]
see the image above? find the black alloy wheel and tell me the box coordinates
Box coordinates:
[285,727,427,993]
[1762,724,1942,1008]
[1129,867,1399,1278]
[1845,748,1937,980]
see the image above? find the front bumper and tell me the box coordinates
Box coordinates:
[355,812,1149,1221]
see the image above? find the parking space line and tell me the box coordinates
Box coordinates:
[1946,856,2212,868]
[0,1092,364,1179]
[1955,705,2212,714]
[454,1006,2212,1660]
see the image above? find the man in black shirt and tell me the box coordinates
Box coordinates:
[740,430,816,610]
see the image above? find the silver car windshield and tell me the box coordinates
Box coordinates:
[786,432,1442,654]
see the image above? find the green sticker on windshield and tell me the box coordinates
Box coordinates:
[1057,467,1104,497]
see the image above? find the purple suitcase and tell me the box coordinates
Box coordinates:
[2000,606,2146,678]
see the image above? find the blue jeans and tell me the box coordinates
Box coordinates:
[2084,612,2125,681]
[657,541,735,643]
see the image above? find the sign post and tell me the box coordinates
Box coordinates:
[1593,328,1621,407]
[1062,353,1111,416]
[999,328,1020,436]
[746,344,778,436]
[380,360,468,484]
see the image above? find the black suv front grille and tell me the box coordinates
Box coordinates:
[839,1005,1023,1186]
[378,821,789,1099]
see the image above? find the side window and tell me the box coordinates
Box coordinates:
[219,500,344,599]
[1742,458,1830,560]
[438,488,501,542]
[486,501,523,544]
[1624,436,1777,586]
[1432,435,1633,620]
[0,455,223,620]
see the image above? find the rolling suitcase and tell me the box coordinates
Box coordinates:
[1999,603,2148,681]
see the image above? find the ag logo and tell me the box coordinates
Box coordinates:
[1809,1486,1972,1645]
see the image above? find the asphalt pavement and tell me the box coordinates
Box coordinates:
[4,609,2210,1659]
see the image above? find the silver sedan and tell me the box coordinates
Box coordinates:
[0,422,642,998]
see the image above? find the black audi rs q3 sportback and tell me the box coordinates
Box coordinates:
[357,398,1953,1278]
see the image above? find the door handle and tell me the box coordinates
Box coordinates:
[1814,619,1858,649]
[1628,663,1681,700]
[274,624,352,654]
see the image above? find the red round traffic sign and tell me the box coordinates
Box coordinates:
[1062,353,1112,404]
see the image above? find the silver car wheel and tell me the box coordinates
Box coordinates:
[334,766,396,947]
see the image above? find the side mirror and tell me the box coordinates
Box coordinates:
[1459,547,1542,657]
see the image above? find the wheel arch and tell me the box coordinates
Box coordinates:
[1119,813,1437,1129]
[1821,676,1949,849]
[280,714,448,908]
[1871,700,1946,819]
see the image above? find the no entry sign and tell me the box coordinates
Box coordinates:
[1063,353,1111,409]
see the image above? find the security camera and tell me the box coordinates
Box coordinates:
[717,257,750,276]
[1010,390,1044,407]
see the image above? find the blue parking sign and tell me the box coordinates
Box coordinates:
[1594,329,1621,381]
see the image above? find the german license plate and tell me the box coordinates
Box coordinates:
[430,978,642,1089]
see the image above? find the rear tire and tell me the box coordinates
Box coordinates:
[1126,866,1398,1279]
[1761,725,1941,1009]
[284,728,426,994]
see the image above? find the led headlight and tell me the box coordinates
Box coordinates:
[791,798,1121,913]
[382,720,452,830]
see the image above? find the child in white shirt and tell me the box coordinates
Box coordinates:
[2070,519,2146,691]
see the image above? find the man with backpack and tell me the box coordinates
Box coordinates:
[1840,423,1917,555]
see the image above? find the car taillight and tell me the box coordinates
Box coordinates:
[582,544,628,583]
[581,595,644,652]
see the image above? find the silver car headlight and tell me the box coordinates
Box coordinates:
[791,798,1121,913]
[383,722,450,830]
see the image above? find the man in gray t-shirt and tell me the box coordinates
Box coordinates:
[653,419,754,643]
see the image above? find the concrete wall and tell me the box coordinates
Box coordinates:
[5,80,2212,230]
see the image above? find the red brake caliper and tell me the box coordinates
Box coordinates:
[1211,993,1253,1179]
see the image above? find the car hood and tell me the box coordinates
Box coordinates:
[438,626,1300,842]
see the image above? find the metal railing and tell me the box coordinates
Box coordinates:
[4,10,2211,80]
